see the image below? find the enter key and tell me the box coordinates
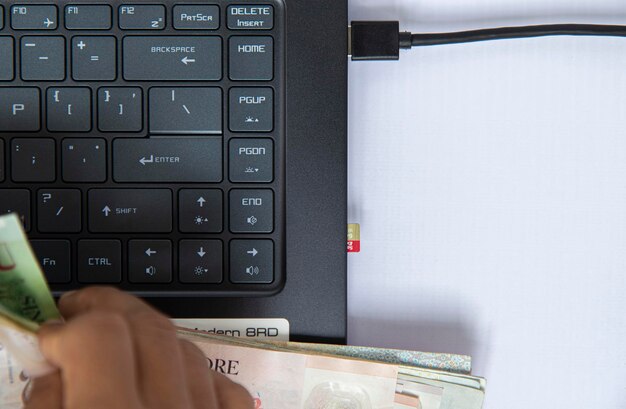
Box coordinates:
[113,138,222,182]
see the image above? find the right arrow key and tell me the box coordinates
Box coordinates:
[230,240,273,284]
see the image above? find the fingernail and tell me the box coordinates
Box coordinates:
[60,290,77,301]
[42,319,64,326]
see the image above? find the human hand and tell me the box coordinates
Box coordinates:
[25,287,253,409]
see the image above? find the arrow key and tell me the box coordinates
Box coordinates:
[230,240,273,284]
[129,240,172,283]
[179,240,222,284]
[179,189,223,233]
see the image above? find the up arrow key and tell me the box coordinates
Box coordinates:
[197,197,206,207]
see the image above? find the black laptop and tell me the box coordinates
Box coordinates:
[0,0,348,343]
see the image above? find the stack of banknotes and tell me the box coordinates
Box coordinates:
[0,213,486,408]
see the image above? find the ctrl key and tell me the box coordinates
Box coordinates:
[77,240,122,283]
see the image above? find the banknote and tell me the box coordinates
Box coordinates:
[0,212,486,408]
[180,330,400,409]
[0,214,60,377]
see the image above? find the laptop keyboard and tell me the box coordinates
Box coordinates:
[0,1,285,296]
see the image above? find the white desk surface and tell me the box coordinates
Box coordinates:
[347,1,626,408]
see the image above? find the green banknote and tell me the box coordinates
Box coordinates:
[0,214,61,331]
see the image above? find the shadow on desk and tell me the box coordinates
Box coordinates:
[348,316,480,360]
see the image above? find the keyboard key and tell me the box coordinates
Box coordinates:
[98,87,142,132]
[47,87,92,132]
[0,189,30,231]
[11,5,58,30]
[229,36,273,80]
[0,38,14,81]
[11,139,55,182]
[88,189,172,233]
[227,5,274,30]
[77,240,122,283]
[65,5,112,30]
[128,240,172,284]
[62,139,107,182]
[119,5,165,30]
[173,5,220,30]
[149,87,222,134]
[229,88,273,132]
[123,37,222,81]
[72,36,116,81]
[0,88,40,131]
[229,189,274,233]
[0,6,3,30]
[113,138,222,183]
[229,139,273,183]
[179,240,223,284]
[21,37,65,81]
[230,240,273,284]
[30,240,71,283]
[179,189,223,233]
[37,189,81,233]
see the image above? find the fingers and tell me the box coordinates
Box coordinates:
[58,287,192,409]
[38,313,142,409]
[214,373,254,409]
[58,287,151,319]
[180,340,220,409]
[24,372,62,409]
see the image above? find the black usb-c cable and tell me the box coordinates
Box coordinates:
[349,21,626,60]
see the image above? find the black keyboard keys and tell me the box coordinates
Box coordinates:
[119,5,166,30]
[37,189,81,233]
[11,5,58,30]
[0,38,14,81]
[0,88,40,132]
[128,240,172,283]
[179,240,222,284]
[179,189,223,233]
[149,87,222,134]
[98,88,143,132]
[77,240,122,283]
[21,37,65,81]
[47,88,92,132]
[72,36,117,81]
[229,190,274,233]
[30,240,71,283]
[229,88,273,132]
[88,189,172,233]
[113,138,222,183]
[123,37,222,81]
[65,5,112,30]
[62,139,107,183]
[0,189,30,231]
[230,240,274,284]
[229,36,273,80]
[229,139,273,183]
[11,139,55,182]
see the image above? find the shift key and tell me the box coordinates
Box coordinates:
[89,189,172,233]
[113,138,222,182]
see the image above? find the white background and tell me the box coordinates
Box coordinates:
[347,1,626,408]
